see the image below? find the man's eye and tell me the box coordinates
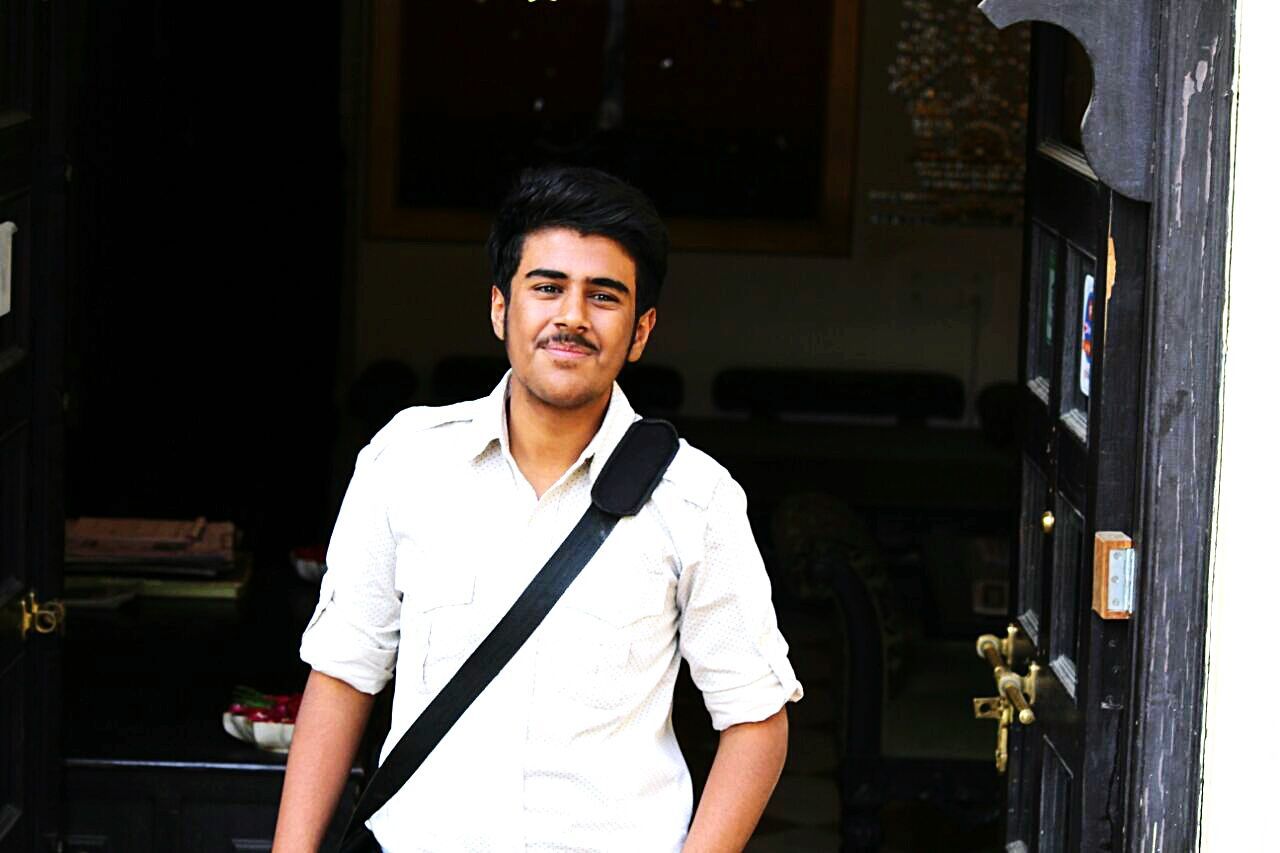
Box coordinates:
[590,292,620,303]
[534,283,561,294]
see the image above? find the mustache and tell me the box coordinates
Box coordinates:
[539,332,598,352]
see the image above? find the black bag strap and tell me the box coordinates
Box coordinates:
[340,419,680,852]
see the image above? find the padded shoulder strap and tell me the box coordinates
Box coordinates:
[591,419,680,517]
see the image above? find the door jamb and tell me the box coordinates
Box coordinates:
[1126,0,1235,849]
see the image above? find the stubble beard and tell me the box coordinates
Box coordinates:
[522,373,608,412]
[501,307,631,413]
[508,344,616,413]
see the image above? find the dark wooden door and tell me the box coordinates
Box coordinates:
[0,1,66,850]
[1000,25,1147,852]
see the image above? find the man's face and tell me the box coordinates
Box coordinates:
[490,227,656,412]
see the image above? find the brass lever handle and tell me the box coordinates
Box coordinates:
[972,696,1012,773]
[21,591,66,639]
[975,623,1022,671]
[973,626,1039,773]
[976,633,1007,671]
[998,667,1037,724]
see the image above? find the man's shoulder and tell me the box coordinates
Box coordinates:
[657,436,735,510]
[364,398,484,462]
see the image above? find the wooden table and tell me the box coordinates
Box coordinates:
[61,554,375,852]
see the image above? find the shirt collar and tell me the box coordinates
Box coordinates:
[468,369,639,487]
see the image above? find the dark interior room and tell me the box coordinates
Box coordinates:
[10,0,1061,849]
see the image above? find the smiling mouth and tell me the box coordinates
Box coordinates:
[541,343,594,359]
[539,334,597,359]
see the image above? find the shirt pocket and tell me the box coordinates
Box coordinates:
[396,547,480,696]
[546,566,673,711]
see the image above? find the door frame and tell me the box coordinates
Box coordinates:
[29,0,71,846]
[981,0,1235,846]
[1,0,70,849]
[1125,0,1235,849]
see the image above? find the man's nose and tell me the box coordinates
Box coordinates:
[554,286,589,331]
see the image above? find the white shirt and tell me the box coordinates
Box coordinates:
[300,372,803,852]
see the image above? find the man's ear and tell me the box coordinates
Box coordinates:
[627,308,657,363]
[490,286,506,341]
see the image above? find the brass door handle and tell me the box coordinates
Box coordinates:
[975,623,1022,670]
[973,624,1039,773]
[976,634,1006,671]
[973,695,1012,773]
[21,591,66,639]
[998,667,1037,725]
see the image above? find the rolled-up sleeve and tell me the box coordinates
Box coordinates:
[677,475,803,731]
[299,441,401,695]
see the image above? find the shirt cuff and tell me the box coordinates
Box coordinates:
[299,589,397,696]
[701,640,804,732]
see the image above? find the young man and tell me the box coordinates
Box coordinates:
[274,167,802,852]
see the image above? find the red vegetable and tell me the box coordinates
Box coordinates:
[229,687,305,723]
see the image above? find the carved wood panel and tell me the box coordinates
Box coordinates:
[978,0,1156,201]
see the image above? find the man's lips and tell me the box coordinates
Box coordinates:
[541,342,594,359]
[539,334,597,359]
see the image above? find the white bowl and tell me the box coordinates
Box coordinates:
[223,712,294,753]
[289,548,327,584]
[223,711,254,743]
[252,720,294,753]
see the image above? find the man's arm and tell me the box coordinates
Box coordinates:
[273,670,377,853]
[683,707,789,852]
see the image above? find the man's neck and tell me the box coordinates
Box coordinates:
[506,379,611,499]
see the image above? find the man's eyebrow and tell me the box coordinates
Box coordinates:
[588,277,630,295]
[524,269,631,296]
[525,268,568,280]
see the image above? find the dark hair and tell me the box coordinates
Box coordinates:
[486,166,669,315]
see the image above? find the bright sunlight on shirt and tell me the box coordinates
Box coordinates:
[300,372,803,852]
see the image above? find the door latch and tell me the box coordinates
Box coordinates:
[21,591,66,639]
[973,623,1039,773]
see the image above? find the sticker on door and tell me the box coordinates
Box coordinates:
[0,221,15,318]
[1080,273,1095,397]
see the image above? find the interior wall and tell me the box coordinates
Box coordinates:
[345,2,1024,418]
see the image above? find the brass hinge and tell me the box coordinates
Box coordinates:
[21,591,66,639]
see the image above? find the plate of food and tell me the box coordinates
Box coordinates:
[223,685,302,753]
[289,545,327,584]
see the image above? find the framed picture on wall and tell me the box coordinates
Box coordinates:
[367,0,861,254]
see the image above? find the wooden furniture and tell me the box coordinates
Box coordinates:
[770,494,1002,851]
[60,558,373,852]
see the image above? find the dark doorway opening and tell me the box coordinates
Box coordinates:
[53,2,1036,851]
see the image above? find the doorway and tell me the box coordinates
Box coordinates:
[7,0,1233,850]
[352,2,1030,851]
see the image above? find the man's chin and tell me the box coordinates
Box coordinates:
[521,373,609,411]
